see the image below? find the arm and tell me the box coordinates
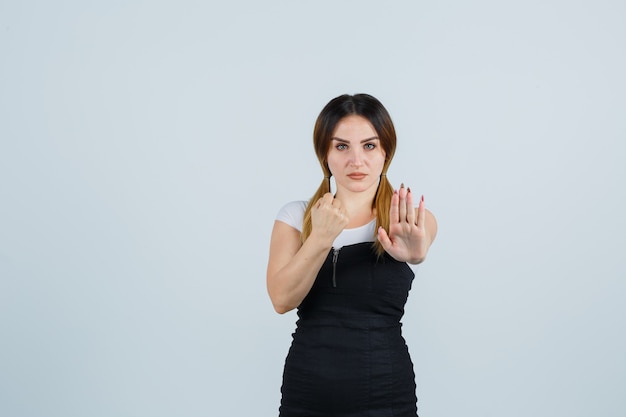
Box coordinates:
[377,184,438,264]
[266,194,348,314]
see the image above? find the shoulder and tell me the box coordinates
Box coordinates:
[275,200,308,232]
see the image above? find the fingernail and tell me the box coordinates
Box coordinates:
[421,195,424,202]
[400,183,405,189]
[407,187,411,193]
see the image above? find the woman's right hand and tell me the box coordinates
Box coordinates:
[310,193,349,245]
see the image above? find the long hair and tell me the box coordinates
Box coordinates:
[301,93,397,256]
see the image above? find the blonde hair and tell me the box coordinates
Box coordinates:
[301,94,397,257]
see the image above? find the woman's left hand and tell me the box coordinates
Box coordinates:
[377,184,437,264]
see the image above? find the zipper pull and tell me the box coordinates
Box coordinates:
[332,248,340,287]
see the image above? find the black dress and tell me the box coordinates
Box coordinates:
[280,242,418,417]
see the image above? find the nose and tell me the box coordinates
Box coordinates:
[349,148,364,167]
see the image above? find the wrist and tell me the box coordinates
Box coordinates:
[306,230,335,250]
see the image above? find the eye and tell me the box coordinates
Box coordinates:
[336,143,348,150]
[364,143,376,150]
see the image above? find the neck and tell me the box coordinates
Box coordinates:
[334,184,378,227]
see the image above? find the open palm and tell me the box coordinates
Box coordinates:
[377,185,430,264]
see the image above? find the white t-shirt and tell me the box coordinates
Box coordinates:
[275,201,377,249]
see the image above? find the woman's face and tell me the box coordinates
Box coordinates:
[327,115,386,195]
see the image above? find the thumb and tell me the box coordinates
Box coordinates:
[377,226,392,250]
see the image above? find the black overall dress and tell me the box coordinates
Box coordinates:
[279,242,418,417]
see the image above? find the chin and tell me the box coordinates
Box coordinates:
[346,183,378,193]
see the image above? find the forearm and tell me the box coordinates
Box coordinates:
[267,235,332,314]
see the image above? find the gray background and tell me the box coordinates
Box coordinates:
[1,1,625,416]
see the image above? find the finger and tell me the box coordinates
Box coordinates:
[334,200,348,218]
[398,183,407,222]
[406,187,415,225]
[318,193,333,207]
[389,189,400,223]
[417,195,426,229]
[377,226,392,250]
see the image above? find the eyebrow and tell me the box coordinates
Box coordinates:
[331,136,380,143]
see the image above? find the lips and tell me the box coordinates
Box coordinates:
[348,173,367,180]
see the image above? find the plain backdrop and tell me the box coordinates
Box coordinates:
[1,1,625,416]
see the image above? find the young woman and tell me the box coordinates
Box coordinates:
[267,93,437,417]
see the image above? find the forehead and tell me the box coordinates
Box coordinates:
[331,115,377,140]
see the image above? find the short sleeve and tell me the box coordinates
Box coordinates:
[275,201,308,232]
